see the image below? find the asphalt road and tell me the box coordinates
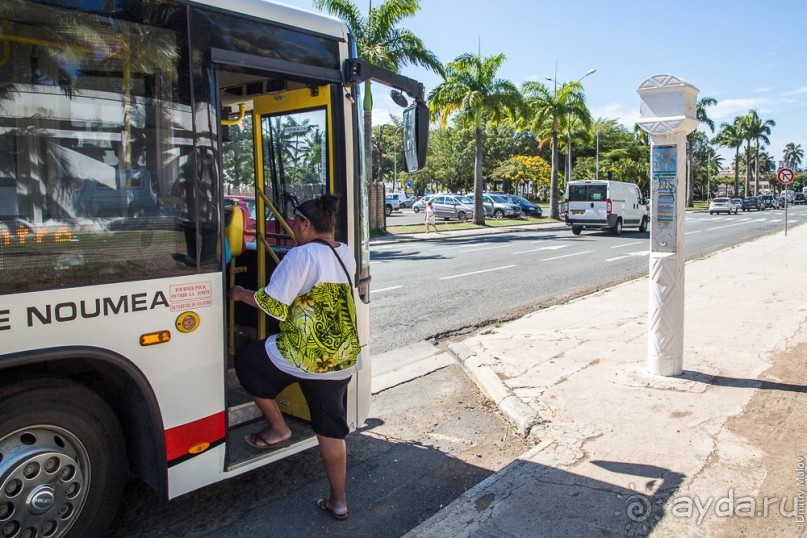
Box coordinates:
[369,206,806,354]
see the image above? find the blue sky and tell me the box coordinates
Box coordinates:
[279,0,807,165]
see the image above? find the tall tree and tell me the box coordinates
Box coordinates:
[522,80,591,219]
[314,0,442,226]
[686,97,717,206]
[428,52,522,224]
[783,143,803,171]
[713,117,744,197]
[740,109,775,195]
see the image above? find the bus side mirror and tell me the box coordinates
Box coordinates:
[403,102,429,173]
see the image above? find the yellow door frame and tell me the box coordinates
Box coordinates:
[252,85,334,338]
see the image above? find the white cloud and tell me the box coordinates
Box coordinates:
[783,86,807,96]
[752,86,773,93]
[372,108,393,125]
[589,102,641,129]
[711,98,768,121]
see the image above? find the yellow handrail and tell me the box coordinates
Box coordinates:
[221,103,246,126]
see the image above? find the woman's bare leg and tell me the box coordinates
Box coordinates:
[317,435,348,515]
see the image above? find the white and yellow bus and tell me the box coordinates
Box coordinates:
[0,1,427,536]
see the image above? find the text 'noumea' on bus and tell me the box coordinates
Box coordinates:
[0,1,429,535]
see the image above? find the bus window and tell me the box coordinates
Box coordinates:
[0,1,197,295]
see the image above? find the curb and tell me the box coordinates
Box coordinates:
[447,341,539,436]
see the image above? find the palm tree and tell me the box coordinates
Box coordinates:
[740,110,776,195]
[783,143,803,171]
[428,52,522,224]
[713,117,744,197]
[686,97,717,206]
[522,80,591,219]
[314,0,442,227]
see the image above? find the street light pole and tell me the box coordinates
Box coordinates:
[547,69,596,184]
[595,130,599,180]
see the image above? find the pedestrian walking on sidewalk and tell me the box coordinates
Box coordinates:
[424,201,438,233]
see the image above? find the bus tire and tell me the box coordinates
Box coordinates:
[0,378,127,538]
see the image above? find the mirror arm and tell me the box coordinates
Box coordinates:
[343,59,425,103]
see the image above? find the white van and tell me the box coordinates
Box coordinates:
[564,180,648,235]
[385,192,408,216]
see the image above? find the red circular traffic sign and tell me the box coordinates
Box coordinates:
[777,168,795,184]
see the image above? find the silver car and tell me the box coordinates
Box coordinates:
[472,193,523,219]
[430,194,475,221]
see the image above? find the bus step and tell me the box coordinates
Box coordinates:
[226,415,316,469]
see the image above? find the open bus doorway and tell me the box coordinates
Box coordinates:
[217,68,351,469]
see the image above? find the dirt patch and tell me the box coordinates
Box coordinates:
[716,340,807,537]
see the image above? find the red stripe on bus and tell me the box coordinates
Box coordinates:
[164,412,226,462]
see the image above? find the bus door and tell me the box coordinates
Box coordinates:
[220,78,339,468]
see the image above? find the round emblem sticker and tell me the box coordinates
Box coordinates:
[175,312,200,333]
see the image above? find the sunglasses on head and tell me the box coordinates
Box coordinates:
[293,206,308,222]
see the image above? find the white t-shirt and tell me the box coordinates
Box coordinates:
[255,241,363,380]
[425,205,435,222]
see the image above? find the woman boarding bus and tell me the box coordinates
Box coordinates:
[0,0,428,535]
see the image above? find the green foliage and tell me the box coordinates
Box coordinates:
[490,155,551,197]
[428,52,522,224]
[222,115,255,187]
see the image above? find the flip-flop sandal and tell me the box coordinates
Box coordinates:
[243,433,291,451]
[317,498,348,521]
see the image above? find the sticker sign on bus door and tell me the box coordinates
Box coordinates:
[169,281,213,311]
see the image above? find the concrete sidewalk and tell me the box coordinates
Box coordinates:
[406,223,807,537]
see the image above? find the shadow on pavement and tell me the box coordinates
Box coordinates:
[682,370,807,393]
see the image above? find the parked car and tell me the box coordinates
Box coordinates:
[471,193,523,219]
[385,192,408,216]
[412,195,435,213]
[741,196,762,211]
[774,196,786,209]
[430,194,475,221]
[506,195,543,218]
[759,195,776,210]
[732,198,743,209]
[400,196,416,209]
[708,197,738,215]
[794,193,806,205]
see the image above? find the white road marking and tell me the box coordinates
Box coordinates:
[512,244,570,255]
[610,241,642,249]
[706,219,761,231]
[457,244,512,253]
[371,286,402,294]
[628,250,650,256]
[542,250,593,261]
[440,264,518,280]
[685,230,702,235]
[606,255,629,262]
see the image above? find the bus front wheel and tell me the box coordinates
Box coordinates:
[0,378,127,538]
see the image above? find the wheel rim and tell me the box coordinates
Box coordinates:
[0,427,90,538]
[494,210,503,219]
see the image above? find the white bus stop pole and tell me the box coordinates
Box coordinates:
[637,75,699,377]
[646,132,688,375]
